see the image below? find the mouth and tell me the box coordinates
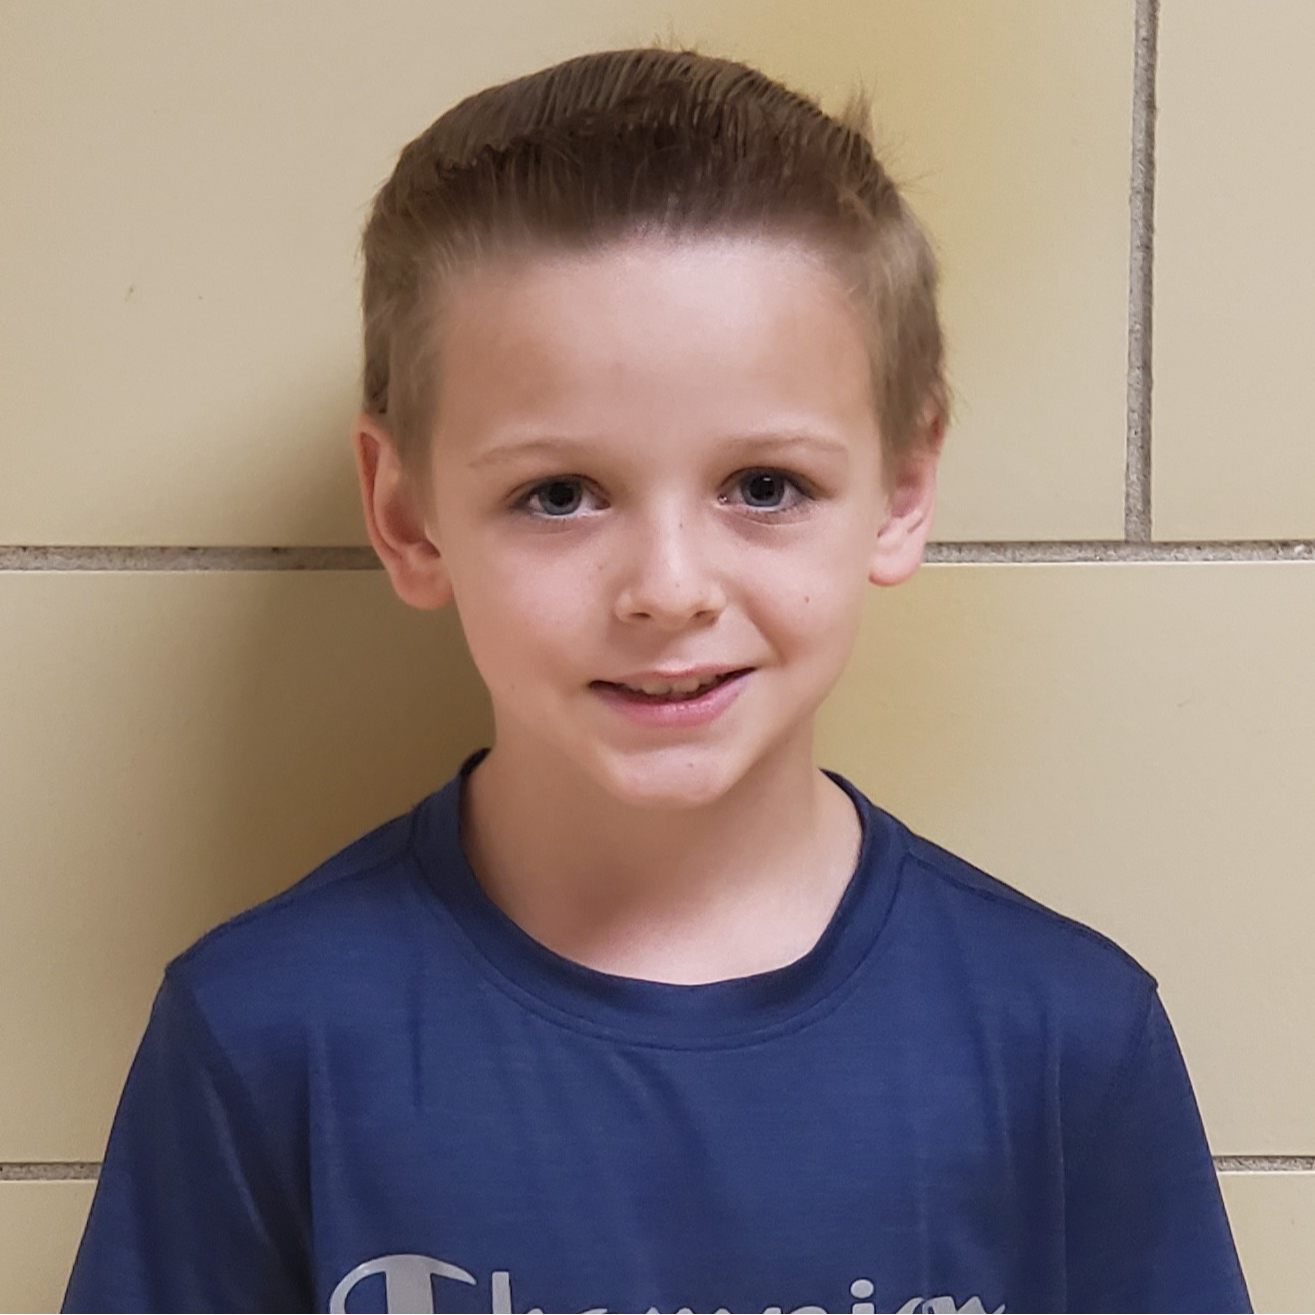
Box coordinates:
[590,668,753,703]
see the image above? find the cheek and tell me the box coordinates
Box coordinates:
[758,549,857,625]
[465,563,595,661]
[783,589,854,649]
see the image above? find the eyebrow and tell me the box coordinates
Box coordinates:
[469,432,851,469]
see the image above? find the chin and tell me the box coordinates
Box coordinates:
[588,745,748,811]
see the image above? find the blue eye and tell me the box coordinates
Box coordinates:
[728,469,814,517]
[740,470,794,509]
[525,479,586,517]
[515,468,810,518]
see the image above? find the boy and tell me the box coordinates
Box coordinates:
[64,44,1251,1315]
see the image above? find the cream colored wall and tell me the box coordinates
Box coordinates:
[1,0,1310,1310]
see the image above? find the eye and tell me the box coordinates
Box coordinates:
[531,476,583,510]
[726,469,814,516]
[514,477,597,519]
[740,470,793,509]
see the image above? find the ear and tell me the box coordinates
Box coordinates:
[352,412,454,611]
[868,409,945,588]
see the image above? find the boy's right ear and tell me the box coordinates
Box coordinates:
[351,412,454,611]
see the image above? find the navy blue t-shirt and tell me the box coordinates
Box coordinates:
[64,748,1251,1314]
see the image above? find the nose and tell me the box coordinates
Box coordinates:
[613,500,727,628]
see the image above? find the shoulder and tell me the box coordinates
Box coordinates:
[162,796,438,1057]
[879,811,1160,1077]
[897,821,1154,984]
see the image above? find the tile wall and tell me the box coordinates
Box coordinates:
[2,1,1310,1309]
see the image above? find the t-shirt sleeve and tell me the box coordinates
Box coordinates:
[61,968,311,1313]
[1064,986,1252,1314]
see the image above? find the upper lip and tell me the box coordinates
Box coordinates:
[594,667,752,686]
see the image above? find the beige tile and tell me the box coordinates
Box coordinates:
[0,572,491,1160]
[1221,1172,1315,1315]
[0,1181,96,1315]
[818,562,1315,1154]
[5,564,1312,1163]
[0,0,1132,546]
[1154,1,1315,540]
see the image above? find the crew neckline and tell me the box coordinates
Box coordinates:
[412,746,904,1044]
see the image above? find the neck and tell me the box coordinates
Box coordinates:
[458,730,860,983]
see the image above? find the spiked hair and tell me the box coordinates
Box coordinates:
[360,43,947,499]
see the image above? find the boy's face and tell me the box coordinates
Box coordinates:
[357,233,940,809]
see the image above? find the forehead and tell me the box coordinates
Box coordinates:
[431,233,879,453]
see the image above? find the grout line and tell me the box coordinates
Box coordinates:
[1215,1156,1315,1172]
[1,542,1314,571]
[0,546,380,571]
[926,541,1315,564]
[0,1164,100,1181]
[1126,0,1159,542]
[1,1158,1308,1181]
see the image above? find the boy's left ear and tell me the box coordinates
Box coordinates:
[868,412,944,588]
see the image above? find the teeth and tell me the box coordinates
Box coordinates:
[622,674,722,696]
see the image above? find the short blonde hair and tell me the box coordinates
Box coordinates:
[360,43,947,499]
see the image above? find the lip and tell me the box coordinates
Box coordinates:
[597,666,754,686]
[590,668,752,729]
